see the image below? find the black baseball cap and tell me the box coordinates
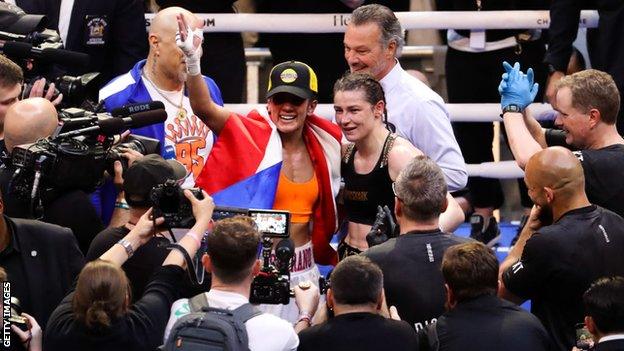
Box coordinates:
[267,61,318,100]
[123,154,187,207]
[0,3,47,35]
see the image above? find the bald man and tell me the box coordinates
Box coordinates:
[0,98,104,254]
[96,6,223,225]
[3,98,58,153]
[498,146,624,351]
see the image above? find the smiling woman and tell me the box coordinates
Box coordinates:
[335,73,423,258]
[335,73,465,259]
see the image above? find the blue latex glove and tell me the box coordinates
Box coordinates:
[498,61,539,111]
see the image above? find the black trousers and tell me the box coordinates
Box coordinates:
[201,33,246,103]
[446,40,547,208]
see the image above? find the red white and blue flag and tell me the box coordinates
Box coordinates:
[196,110,342,265]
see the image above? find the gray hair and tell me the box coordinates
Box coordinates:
[394,156,447,221]
[350,4,405,57]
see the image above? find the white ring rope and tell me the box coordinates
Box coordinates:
[224,103,550,179]
[144,9,578,179]
[145,11,598,32]
[466,161,524,179]
[224,103,554,123]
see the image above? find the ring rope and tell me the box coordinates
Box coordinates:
[145,11,598,32]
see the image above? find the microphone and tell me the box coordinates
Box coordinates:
[275,238,295,262]
[57,109,167,138]
[275,238,295,274]
[99,109,167,135]
[123,109,168,129]
[1,41,90,68]
[111,101,166,117]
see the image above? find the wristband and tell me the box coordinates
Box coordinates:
[185,231,202,247]
[295,312,312,326]
[117,238,134,258]
[115,201,130,210]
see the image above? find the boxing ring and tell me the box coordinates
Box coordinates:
[146,10,599,180]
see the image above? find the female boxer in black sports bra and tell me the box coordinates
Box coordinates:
[334,73,464,260]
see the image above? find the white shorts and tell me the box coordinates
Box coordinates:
[257,241,325,323]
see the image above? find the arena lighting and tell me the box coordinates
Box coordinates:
[145,10,598,32]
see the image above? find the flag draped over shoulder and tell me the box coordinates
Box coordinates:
[195,110,342,265]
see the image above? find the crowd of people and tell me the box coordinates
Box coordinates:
[0,1,624,350]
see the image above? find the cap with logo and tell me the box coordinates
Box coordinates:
[267,61,318,100]
[0,3,47,35]
[123,154,188,207]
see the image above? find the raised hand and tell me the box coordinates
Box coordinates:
[175,13,203,76]
[498,61,539,111]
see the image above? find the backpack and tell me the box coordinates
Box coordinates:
[163,293,262,351]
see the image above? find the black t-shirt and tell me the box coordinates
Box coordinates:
[574,145,624,218]
[503,205,624,351]
[0,164,103,255]
[44,265,185,351]
[87,226,171,301]
[427,294,552,351]
[87,226,210,301]
[364,229,471,331]
[298,312,418,351]
[543,141,624,217]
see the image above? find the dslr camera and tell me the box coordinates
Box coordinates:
[366,205,398,248]
[150,180,204,228]
[8,297,29,332]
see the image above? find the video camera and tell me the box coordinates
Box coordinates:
[8,102,166,216]
[1,3,94,107]
[212,206,294,304]
[250,236,293,305]
[21,72,101,109]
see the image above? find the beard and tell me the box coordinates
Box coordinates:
[178,69,188,83]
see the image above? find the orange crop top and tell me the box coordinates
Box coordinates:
[273,170,319,223]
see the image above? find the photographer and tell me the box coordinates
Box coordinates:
[164,216,320,350]
[0,97,103,254]
[499,63,624,218]
[0,53,61,157]
[44,190,214,351]
[298,255,418,351]
[364,156,470,331]
[87,154,211,299]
